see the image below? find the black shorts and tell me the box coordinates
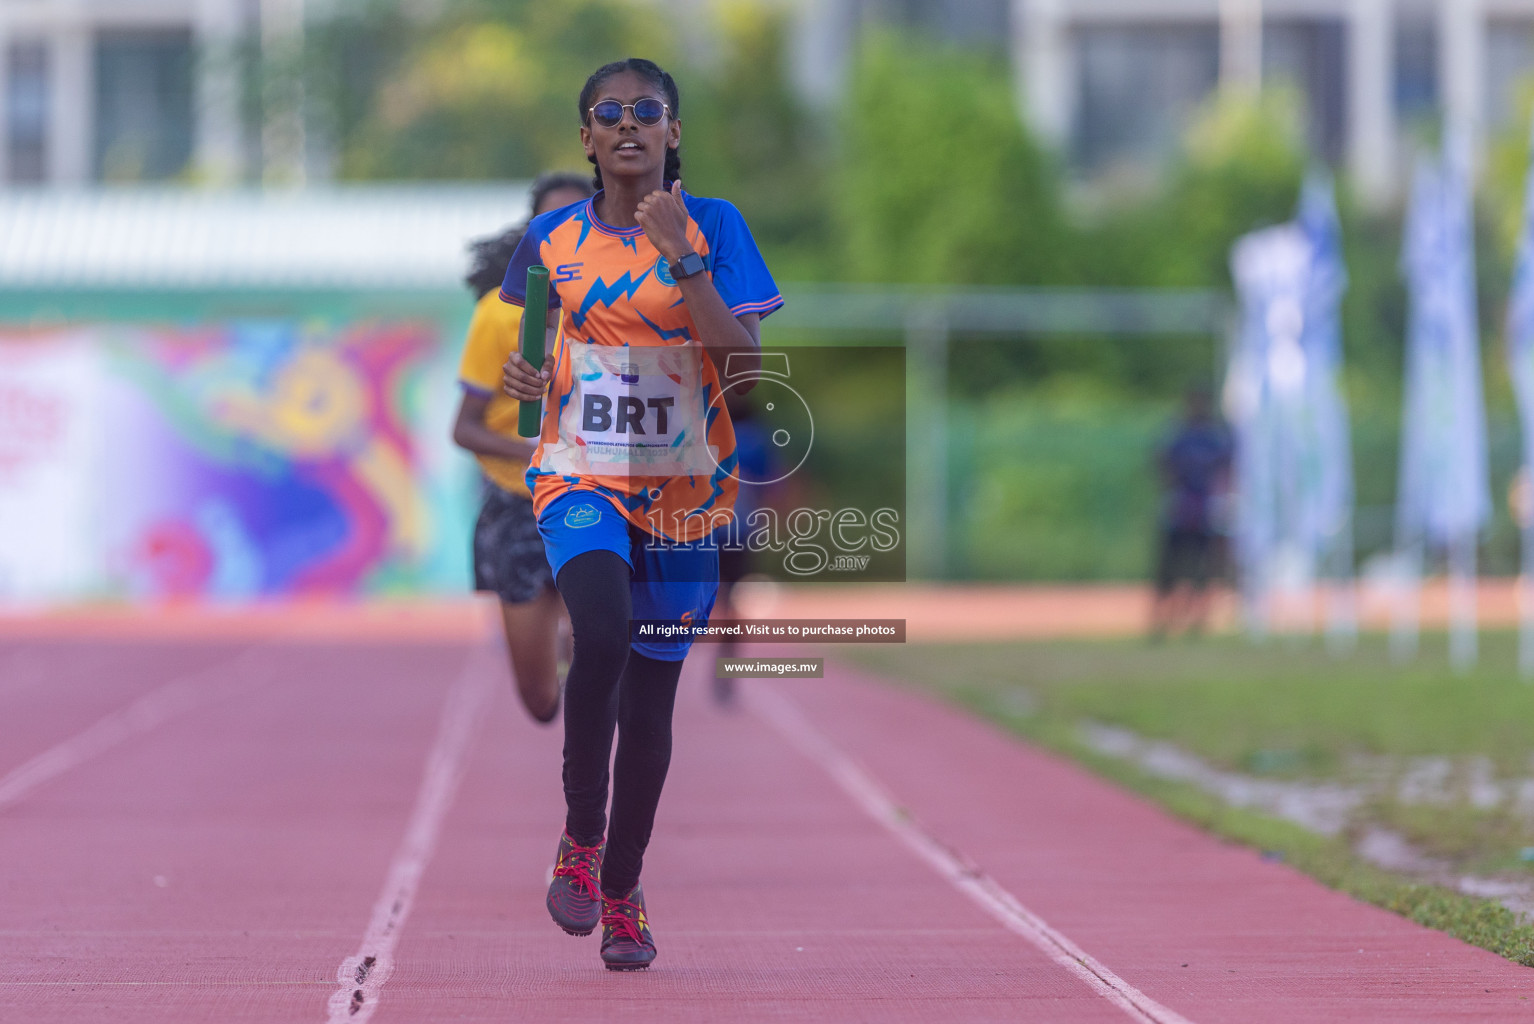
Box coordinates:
[473,484,554,605]
[1155,528,1217,594]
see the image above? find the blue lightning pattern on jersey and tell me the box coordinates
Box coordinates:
[572,269,653,329]
[571,206,594,254]
[637,310,692,343]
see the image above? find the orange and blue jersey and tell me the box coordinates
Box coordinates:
[499,190,782,543]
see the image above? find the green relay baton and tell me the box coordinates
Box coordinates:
[517,265,550,438]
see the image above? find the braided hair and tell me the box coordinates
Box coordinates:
[463,171,595,298]
[577,58,681,191]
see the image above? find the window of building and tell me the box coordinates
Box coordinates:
[1394,13,1438,128]
[856,0,1009,53]
[1488,19,1534,129]
[914,0,1008,52]
[93,30,194,182]
[1071,23,1221,176]
[1264,18,1347,165]
[6,41,49,183]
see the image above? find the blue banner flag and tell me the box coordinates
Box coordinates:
[1228,173,1354,637]
[1296,172,1356,641]
[1507,115,1534,671]
[1395,140,1488,667]
[1510,116,1534,487]
[1397,150,1489,546]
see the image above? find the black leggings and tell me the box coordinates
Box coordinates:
[556,549,685,897]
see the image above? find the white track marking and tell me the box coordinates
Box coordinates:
[325,652,495,1023]
[0,650,259,811]
[748,685,1197,1024]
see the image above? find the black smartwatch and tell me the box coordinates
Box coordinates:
[671,251,706,280]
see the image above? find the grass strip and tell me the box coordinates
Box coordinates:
[1022,715,1534,966]
[846,645,1534,968]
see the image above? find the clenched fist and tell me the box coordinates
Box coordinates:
[635,179,691,263]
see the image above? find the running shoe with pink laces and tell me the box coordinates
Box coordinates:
[547,830,604,936]
[599,883,656,971]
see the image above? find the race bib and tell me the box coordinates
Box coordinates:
[540,341,715,478]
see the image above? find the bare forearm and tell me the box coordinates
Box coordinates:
[677,276,757,358]
[453,418,537,461]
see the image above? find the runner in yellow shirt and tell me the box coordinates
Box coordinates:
[453,172,595,722]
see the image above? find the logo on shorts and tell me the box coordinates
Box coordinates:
[654,255,676,287]
[564,504,601,529]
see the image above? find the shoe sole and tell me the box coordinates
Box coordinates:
[551,910,599,937]
[603,961,653,971]
[548,891,600,936]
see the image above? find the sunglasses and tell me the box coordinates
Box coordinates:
[587,98,670,128]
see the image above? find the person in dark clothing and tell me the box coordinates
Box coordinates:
[1150,388,1233,639]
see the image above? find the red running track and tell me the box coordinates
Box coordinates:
[2,634,1532,1022]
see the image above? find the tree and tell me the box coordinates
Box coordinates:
[304,0,672,181]
[680,2,830,278]
[833,29,1071,286]
[1087,88,1307,289]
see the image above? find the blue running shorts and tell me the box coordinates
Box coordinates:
[538,491,719,661]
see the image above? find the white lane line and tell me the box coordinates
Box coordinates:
[747,685,1197,1024]
[325,650,495,1023]
[0,649,260,811]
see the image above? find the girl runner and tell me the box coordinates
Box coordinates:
[454,172,595,722]
[499,58,782,970]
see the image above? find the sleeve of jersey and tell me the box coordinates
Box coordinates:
[701,200,784,320]
[498,224,561,310]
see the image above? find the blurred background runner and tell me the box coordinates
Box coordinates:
[1149,387,1233,641]
[454,171,595,722]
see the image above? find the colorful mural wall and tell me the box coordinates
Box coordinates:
[0,320,474,603]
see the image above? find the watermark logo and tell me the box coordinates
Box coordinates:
[647,505,903,579]
[707,352,814,486]
[638,345,906,582]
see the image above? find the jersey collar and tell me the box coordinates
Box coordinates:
[585,192,645,239]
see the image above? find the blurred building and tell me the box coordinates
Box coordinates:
[802,0,1534,203]
[4,0,1534,205]
[0,0,250,187]
[1023,0,1534,202]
